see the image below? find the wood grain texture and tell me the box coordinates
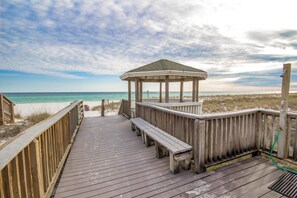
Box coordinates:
[55,115,282,198]
[0,101,83,198]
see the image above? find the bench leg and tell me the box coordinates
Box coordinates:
[170,152,180,174]
[145,135,153,147]
[155,142,164,159]
[141,131,145,143]
[136,128,141,136]
[176,152,192,170]
[183,158,191,170]
[131,123,135,131]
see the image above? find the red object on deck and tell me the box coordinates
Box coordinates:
[84,104,90,111]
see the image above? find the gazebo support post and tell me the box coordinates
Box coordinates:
[180,80,184,102]
[135,78,139,102]
[165,76,169,103]
[159,82,162,103]
[139,80,143,102]
[195,79,199,102]
[192,78,196,102]
[128,80,131,115]
[135,78,139,116]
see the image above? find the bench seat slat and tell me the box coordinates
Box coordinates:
[152,127,191,149]
[144,128,187,152]
[144,128,183,154]
[134,118,191,151]
[131,118,192,154]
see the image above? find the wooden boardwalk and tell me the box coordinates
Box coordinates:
[54,116,284,198]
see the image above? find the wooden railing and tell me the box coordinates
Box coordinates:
[0,94,15,125]
[142,98,192,103]
[259,109,297,160]
[152,101,203,115]
[118,99,131,118]
[0,100,84,198]
[136,102,297,173]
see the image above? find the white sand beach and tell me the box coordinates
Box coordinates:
[14,101,119,117]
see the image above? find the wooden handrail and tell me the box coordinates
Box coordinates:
[137,103,297,119]
[120,99,131,118]
[0,94,15,125]
[2,95,15,106]
[148,101,203,107]
[137,102,261,119]
[136,102,297,173]
[0,100,82,170]
[0,100,84,197]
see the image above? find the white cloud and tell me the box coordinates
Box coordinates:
[0,0,297,86]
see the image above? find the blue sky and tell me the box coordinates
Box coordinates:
[0,0,296,92]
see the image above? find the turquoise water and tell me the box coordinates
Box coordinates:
[3,91,282,104]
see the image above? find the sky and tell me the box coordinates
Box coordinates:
[0,0,297,92]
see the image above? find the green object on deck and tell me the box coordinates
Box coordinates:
[270,130,297,174]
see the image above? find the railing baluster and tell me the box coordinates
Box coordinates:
[286,117,292,158]
[270,115,276,150]
[134,103,297,172]
[1,166,10,197]
[30,139,45,197]
[293,117,297,160]
[0,170,5,198]
[208,120,213,162]
[219,118,223,159]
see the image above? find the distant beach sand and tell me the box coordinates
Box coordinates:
[14,101,119,117]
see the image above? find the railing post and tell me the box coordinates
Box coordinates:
[180,80,183,102]
[68,112,72,143]
[128,80,131,117]
[192,79,196,102]
[255,111,262,149]
[148,106,151,123]
[101,99,105,117]
[194,119,206,173]
[10,103,15,123]
[0,95,4,126]
[293,119,297,161]
[278,63,291,158]
[77,101,83,125]
[30,139,45,198]
[165,76,169,103]
[80,101,84,119]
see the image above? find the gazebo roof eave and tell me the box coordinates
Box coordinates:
[120,70,208,81]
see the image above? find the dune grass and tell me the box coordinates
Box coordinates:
[92,101,121,111]
[14,113,22,119]
[0,111,52,146]
[26,112,51,124]
[202,93,297,113]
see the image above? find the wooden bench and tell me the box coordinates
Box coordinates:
[131,118,192,174]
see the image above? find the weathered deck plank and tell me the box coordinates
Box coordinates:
[54,116,283,198]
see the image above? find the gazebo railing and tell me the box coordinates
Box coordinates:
[120,99,131,118]
[142,98,192,103]
[149,101,203,115]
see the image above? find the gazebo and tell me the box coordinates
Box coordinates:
[120,59,208,115]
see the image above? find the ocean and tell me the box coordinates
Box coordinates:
[3,91,282,104]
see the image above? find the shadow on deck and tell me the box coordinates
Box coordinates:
[55,116,283,198]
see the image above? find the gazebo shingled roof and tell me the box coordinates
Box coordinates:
[120,59,207,82]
